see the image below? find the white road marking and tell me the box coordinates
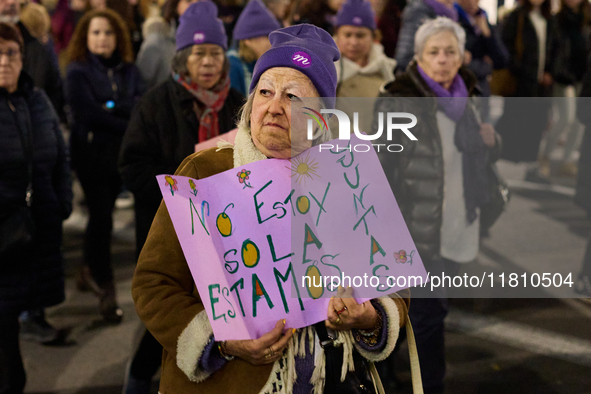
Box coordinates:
[447,308,591,367]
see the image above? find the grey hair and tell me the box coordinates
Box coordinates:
[237,82,333,146]
[414,17,466,59]
[171,46,230,79]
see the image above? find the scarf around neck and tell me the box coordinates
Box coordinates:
[417,64,468,122]
[173,71,231,143]
[424,0,459,21]
[416,64,488,223]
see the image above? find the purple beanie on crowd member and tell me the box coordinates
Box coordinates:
[249,24,341,108]
[175,1,227,52]
[336,0,376,31]
[233,0,281,41]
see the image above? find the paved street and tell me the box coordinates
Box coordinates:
[21,147,591,393]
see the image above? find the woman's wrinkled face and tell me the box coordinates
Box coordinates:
[250,67,320,159]
[87,17,117,58]
[417,31,462,90]
[186,43,225,89]
[0,38,22,93]
[335,25,373,66]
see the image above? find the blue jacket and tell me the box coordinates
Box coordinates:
[0,72,73,313]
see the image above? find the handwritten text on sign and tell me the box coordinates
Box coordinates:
[157,135,427,340]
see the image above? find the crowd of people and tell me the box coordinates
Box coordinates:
[1,0,590,393]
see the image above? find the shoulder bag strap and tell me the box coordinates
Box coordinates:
[390,292,424,394]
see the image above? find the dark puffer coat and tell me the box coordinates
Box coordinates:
[373,63,500,263]
[0,72,72,314]
[501,6,557,97]
[119,77,244,255]
[66,54,144,175]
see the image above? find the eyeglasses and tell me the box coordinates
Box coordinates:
[191,50,225,62]
[0,49,21,62]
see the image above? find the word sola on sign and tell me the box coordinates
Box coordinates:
[157,134,427,340]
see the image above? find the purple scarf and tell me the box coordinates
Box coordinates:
[424,0,458,21]
[416,64,489,223]
[417,65,468,121]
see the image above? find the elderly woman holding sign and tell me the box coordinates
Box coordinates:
[374,17,501,393]
[132,24,412,394]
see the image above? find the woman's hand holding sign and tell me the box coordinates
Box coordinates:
[224,319,295,365]
[326,286,379,331]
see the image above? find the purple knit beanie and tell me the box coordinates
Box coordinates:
[249,24,341,108]
[176,1,227,51]
[233,0,281,41]
[336,0,376,30]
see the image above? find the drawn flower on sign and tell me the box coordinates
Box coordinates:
[189,179,197,196]
[291,153,319,185]
[394,250,407,264]
[237,169,252,189]
[164,176,178,196]
[394,250,415,265]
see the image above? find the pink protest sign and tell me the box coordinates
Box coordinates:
[194,128,238,153]
[157,134,427,340]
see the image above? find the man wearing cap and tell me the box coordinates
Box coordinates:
[227,0,280,97]
[132,23,410,394]
[333,0,397,133]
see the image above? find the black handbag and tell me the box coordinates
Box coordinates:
[314,322,376,394]
[0,107,35,259]
[480,163,510,237]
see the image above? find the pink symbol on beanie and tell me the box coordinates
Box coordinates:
[292,51,311,68]
[193,32,205,43]
[352,16,362,25]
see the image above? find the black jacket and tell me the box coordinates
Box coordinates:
[501,6,557,96]
[456,5,509,96]
[18,22,65,122]
[0,72,72,313]
[551,8,591,85]
[66,54,144,173]
[373,63,500,262]
[119,77,244,254]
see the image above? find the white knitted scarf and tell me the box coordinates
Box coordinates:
[215,126,356,394]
